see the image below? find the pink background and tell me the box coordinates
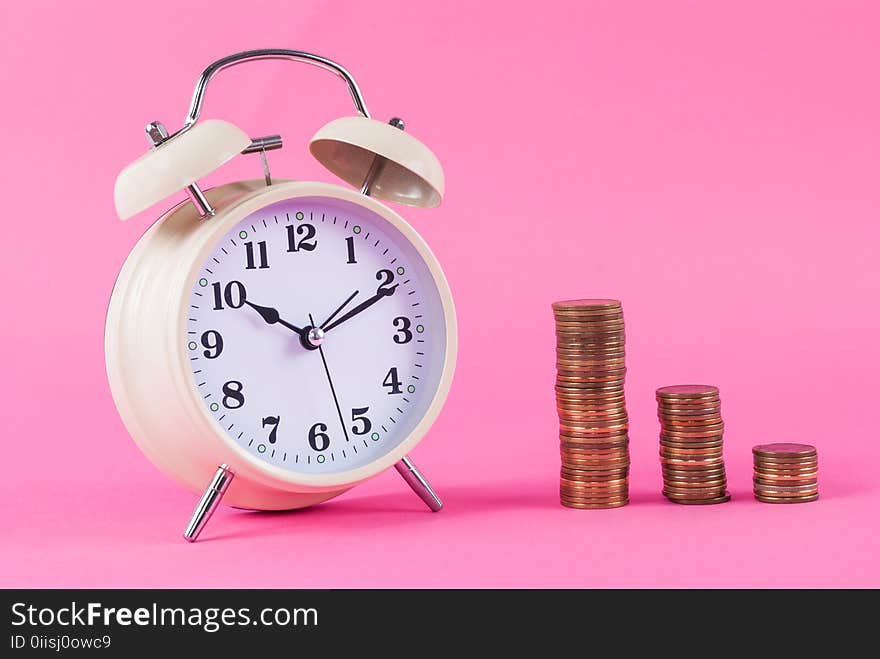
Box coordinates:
[2,0,879,587]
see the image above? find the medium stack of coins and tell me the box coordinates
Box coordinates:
[553,299,630,509]
[656,385,730,505]
[753,443,819,503]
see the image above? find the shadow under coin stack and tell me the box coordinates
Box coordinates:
[656,385,731,505]
[553,299,630,509]
[753,443,819,503]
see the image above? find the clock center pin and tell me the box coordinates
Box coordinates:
[306,326,325,348]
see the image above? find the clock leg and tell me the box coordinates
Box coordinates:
[182,464,235,542]
[395,456,443,512]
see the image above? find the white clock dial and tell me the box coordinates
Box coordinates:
[185,196,448,474]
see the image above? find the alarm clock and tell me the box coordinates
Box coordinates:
[105,49,457,541]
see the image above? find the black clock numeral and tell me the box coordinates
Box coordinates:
[345,236,357,264]
[376,268,396,294]
[392,317,413,344]
[244,240,269,269]
[212,281,247,310]
[221,380,245,409]
[286,223,317,252]
[308,422,330,451]
[262,415,280,444]
[351,407,372,435]
[200,330,224,358]
[382,367,403,395]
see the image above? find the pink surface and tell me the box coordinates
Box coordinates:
[2,0,879,587]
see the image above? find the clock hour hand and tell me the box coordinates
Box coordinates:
[243,300,307,338]
[322,284,398,333]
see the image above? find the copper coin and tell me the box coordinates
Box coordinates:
[662,485,726,499]
[660,442,724,453]
[754,493,818,504]
[660,438,725,449]
[666,492,731,505]
[561,438,629,449]
[754,457,818,466]
[560,434,630,446]
[753,443,816,457]
[560,501,628,510]
[754,462,818,472]
[663,480,728,490]
[656,384,720,397]
[553,298,622,309]
[560,493,629,504]
[560,409,630,419]
[560,468,629,479]
[753,470,818,480]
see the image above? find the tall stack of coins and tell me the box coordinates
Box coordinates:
[656,385,730,505]
[753,443,819,503]
[553,299,629,509]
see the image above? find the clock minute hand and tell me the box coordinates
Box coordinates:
[244,300,307,338]
[319,289,359,329]
[322,285,398,333]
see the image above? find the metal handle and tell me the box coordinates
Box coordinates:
[181,49,371,134]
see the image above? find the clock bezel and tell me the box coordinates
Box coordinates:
[173,181,457,490]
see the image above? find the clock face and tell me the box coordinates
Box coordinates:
[185,196,449,475]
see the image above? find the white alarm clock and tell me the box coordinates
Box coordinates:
[105,49,457,541]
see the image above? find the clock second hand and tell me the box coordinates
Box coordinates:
[309,313,349,443]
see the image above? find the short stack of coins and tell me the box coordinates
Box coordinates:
[553,298,630,509]
[753,443,819,503]
[656,385,731,505]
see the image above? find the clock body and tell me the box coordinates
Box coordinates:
[105,180,457,510]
